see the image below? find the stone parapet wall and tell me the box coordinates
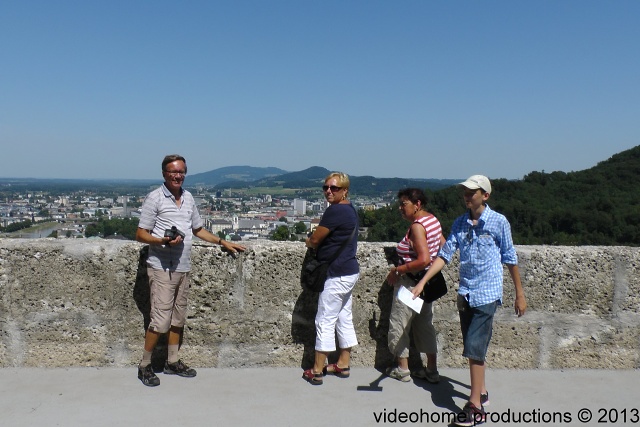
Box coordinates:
[1,239,638,369]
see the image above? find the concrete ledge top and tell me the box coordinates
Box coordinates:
[2,239,639,370]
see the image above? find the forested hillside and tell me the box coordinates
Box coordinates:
[210,166,458,194]
[361,145,640,246]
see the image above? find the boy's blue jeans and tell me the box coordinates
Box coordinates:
[457,294,499,361]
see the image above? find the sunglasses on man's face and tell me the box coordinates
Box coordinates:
[322,185,342,192]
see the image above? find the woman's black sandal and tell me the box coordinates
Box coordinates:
[324,364,350,378]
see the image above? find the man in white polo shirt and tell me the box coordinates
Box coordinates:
[135,154,246,387]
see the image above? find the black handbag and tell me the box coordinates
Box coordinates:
[407,270,448,303]
[301,225,357,293]
[300,256,331,293]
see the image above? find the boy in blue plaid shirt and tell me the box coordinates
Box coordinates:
[413,175,527,426]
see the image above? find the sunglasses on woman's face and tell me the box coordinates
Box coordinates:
[322,185,342,192]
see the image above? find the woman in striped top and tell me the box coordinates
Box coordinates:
[385,188,445,384]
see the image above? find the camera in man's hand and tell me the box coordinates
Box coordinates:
[164,226,185,240]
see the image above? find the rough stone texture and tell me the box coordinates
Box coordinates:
[1,239,639,369]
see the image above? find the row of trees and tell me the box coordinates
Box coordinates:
[81,217,309,241]
[271,221,308,241]
[85,218,140,240]
[0,219,33,233]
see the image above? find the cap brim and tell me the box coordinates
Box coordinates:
[458,180,481,190]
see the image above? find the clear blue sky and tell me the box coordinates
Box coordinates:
[2,1,638,181]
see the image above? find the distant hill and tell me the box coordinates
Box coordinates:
[207,166,459,195]
[188,166,289,185]
[494,144,640,245]
[348,175,458,195]
[0,178,158,194]
[0,165,457,196]
[258,166,330,187]
[363,145,640,245]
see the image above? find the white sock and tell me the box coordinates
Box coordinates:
[168,345,179,364]
[140,350,152,368]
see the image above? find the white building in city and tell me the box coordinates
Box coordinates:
[205,218,234,234]
[293,198,307,216]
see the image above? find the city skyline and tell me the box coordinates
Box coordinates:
[2,1,639,181]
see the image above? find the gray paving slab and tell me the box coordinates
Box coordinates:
[1,367,638,426]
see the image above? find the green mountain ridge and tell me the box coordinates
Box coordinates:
[201,166,460,195]
[188,165,289,185]
[362,145,640,246]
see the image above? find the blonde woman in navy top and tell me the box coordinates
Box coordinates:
[303,172,359,385]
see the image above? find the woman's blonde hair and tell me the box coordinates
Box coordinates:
[325,172,350,189]
[325,172,350,199]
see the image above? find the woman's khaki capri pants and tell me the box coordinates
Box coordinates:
[388,275,437,358]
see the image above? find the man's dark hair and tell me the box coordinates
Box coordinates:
[162,154,187,173]
[397,187,428,208]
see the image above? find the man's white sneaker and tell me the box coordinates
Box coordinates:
[386,366,411,382]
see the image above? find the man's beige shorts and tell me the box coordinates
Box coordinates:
[147,268,191,333]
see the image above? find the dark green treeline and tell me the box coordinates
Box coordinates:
[360,145,640,246]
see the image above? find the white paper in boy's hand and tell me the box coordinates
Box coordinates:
[398,285,423,314]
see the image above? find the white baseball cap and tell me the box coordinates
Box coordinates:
[459,175,492,194]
